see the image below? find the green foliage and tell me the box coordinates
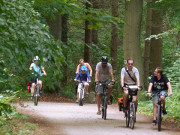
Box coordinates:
[0,0,64,92]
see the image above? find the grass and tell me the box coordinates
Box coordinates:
[138,100,180,127]
[0,112,48,135]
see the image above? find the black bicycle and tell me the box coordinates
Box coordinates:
[33,78,40,106]
[125,85,141,129]
[96,81,114,120]
[152,93,167,131]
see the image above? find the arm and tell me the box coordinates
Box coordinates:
[95,70,99,82]
[42,67,46,75]
[167,82,172,97]
[29,63,33,70]
[147,83,153,97]
[109,70,115,82]
[75,64,80,74]
[86,63,92,77]
[87,73,91,82]
[74,73,80,81]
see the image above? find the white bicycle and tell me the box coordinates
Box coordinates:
[77,80,87,106]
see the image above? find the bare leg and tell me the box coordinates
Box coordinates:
[153,104,157,120]
[97,94,101,113]
[107,86,112,100]
[85,85,89,93]
[161,96,166,110]
[123,89,128,108]
[31,83,35,96]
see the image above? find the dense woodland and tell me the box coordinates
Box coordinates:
[0,0,180,121]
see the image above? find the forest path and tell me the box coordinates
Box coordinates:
[17,102,180,135]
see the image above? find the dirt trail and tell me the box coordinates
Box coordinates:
[16,102,180,135]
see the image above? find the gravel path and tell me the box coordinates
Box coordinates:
[17,102,180,135]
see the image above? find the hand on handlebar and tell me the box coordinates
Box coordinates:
[147,93,151,97]
[168,92,172,97]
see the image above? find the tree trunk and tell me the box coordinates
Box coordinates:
[84,1,92,63]
[92,0,99,44]
[123,0,144,86]
[144,1,152,88]
[111,0,119,71]
[61,14,68,86]
[150,5,163,71]
[46,15,62,40]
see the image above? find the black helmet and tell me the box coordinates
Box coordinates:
[101,56,108,63]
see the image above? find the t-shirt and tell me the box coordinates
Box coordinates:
[75,72,91,82]
[121,67,139,85]
[30,63,43,76]
[149,75,169,91]
[96,62,112,82]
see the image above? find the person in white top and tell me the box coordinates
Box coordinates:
[120,59,140,113]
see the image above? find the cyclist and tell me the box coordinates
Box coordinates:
[95,56,115,115]
[75,59,92,77]
[74,66,91,103]
[75,59,92,95]
[29,56,46,99]
[147,67,172,125]
[120,58,140,113]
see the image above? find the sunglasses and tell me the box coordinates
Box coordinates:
[128,63,133,66]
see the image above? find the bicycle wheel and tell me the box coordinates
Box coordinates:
[34,94,38,106]
[126,110,130,127]
[130,103,135,129]
[103,96,107,120]
[157,105,162,131]
[79,89,83,106]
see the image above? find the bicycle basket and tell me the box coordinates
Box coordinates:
[128,85,138,96]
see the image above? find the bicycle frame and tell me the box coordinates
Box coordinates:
[96,81,114,120]
[125,85,140,129]
[152,93,167,131]
[34,78,40,106]
[77,80,87,106]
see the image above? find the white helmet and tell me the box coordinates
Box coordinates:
[33,56,40,61]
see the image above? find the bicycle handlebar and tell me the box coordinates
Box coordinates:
[95,81,115,86]
[125,85,142,90]
[151,93,168,98]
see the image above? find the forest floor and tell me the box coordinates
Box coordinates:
[16,94,180,135]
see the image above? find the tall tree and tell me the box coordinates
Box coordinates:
[149,0,163,71]
[61,14,68,86]
[123,0,144,86]
[84,1,92,63]
[144,0,153,88]
[46,15,62,40]
[111,0,119,71]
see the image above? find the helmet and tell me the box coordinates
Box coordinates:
[33,56,40,61]
[101,56,108,63]
[80,66,87,71]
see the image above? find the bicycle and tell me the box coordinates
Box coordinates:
[152,93,167,131]
[96,81,114,120]
[125,85,141,129]
[33,77,40,106]
[77,80,87,106]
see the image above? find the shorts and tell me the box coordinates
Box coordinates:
[152,90,167,104]
[96,80,111,95]
[77,82,89,93]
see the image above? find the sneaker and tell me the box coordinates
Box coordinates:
[85,92,89,96]
[30,96,33,100]
[108,100,112,105]
[40,91,43,95]
[123,107,127,113]
[163,110,167,115]
[152,120,157,126]
[76,100,79,103]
